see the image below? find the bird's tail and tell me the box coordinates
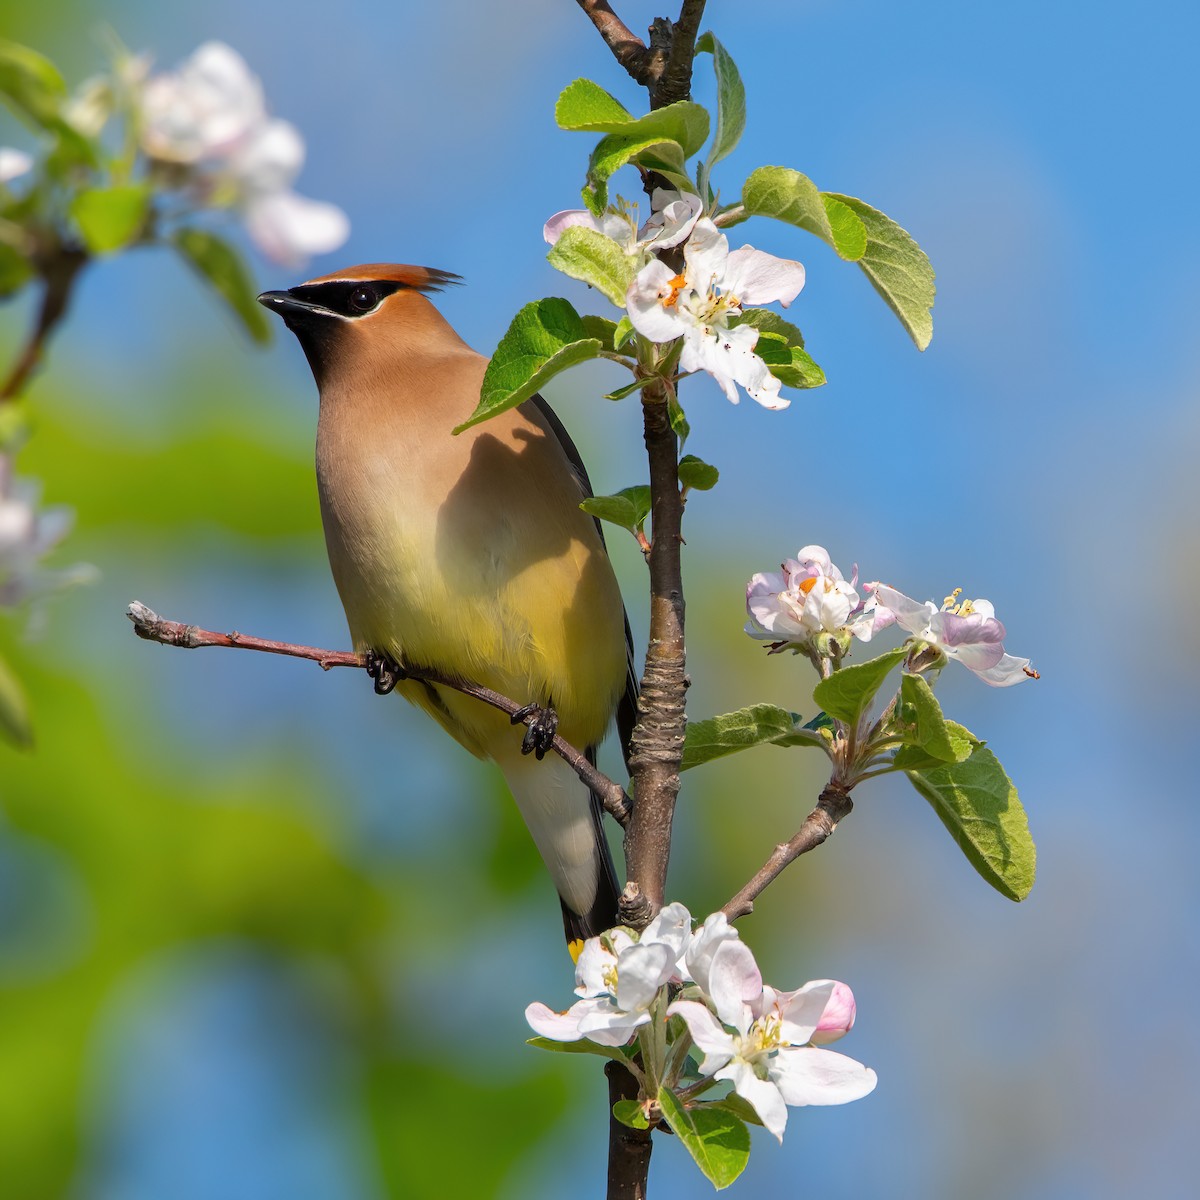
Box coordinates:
[498,749,620,950]
[560,752,621,948]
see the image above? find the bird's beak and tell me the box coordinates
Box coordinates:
[257,290,335,321]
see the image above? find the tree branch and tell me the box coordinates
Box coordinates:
[1,246,89,402]
[605,1060,653,1199]
[721,785,855,921]
[574,0,657,86]
[125,601,631,826]
[619,380,687,928]
[652,0,707,108]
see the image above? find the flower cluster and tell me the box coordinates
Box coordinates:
[526,903,876,1141]
[545,191,806,409]
[746,544,890,655]
[746,545,1035,687]
[140,41,348,266]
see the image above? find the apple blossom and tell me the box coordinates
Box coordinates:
[139,42,349,266]
[141,41,264,163]
[543,188,702,255]
[809,979,857,1045]
[626,216,806,408]
[526,924,677,1047]
[0,455,95,609]
[669,947,876,1141]
[0,148,32,185]
[746,544,892,652]
[872,583,1035,687]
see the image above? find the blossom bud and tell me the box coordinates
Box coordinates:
[810,980,856,1044]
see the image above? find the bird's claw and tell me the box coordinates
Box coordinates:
[365,651,406,696]
[512,702,558,760]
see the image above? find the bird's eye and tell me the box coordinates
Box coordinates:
[348,285,379,313]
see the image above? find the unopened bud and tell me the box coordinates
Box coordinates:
[810,980,856,1044]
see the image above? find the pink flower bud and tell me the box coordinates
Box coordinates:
[810,980,856,1044]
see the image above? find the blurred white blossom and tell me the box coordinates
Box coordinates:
[0,455,95,612]
[0,148,33,185]
[140,42,348,266]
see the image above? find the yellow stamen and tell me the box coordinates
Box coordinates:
[661,273,688,308]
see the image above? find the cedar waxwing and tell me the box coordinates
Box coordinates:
[258,264,638,944]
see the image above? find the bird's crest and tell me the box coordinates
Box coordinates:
[301,263,462,293]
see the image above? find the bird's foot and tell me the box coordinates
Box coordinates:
[365,651,407,696]
[511,702,558,760]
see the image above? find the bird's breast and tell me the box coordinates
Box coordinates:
[314,382,626,753]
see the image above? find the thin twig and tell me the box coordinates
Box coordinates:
[125,601,632,826]
[721,785,855,921]
[1,247,89,401]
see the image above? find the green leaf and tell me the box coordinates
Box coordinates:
[905,747,1036,901]
[580,313,618,349]
[752,333,826,389]
[604,378,650,401]
[811,646,908,725]
[70,185,149,254]
[456,298,600,433]
[613,315,634,349]
[554,78,634,130]
[695,32,746,195]
[709,1094,764,1127]
[824,193,936,350]
[580,98,710,208]
[580,485,651,534]
[171,228,272,344]
[897,674,973,763]
[547,224,635,308]
[733,307,805,347]
[742,167,867,261]
[658,1087,750,1190]
[613,1099,650,1130]
[668,393,690,443]
[681,704,826,771]
[678,454,718,491]
[0,652,33,748]
[526,1036,634,1065]
[0,38,66,127]
[893,722,983,772]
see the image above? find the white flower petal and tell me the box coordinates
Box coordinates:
[614,941,675,1011]
[666,999,735,1074]
[718,1058,789,1142]
[576,998,650,1046]
[525,1000,585,1041]
[640,901,692,963]
[705,939,761,1031]
[543,208,598,245]
[243,191,349,267]
[229,117,304,193]
[724,245,806,307]
[769,1046,878,1107]
[684,912,741,994]
[626,259,690,343]
[682,218,730,290]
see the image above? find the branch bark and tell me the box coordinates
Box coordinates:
[619,383,686,928]
[1,246,89,401]
[574,0,657,86]
[125,601,631,826]
[605,1061,653,1199]
[721,785,855,921]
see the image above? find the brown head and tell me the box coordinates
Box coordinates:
[258,263,466,390]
